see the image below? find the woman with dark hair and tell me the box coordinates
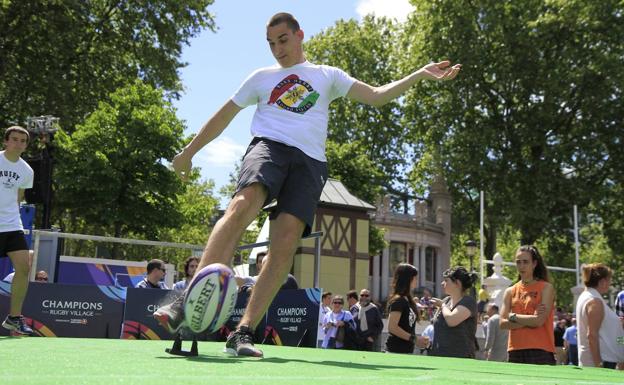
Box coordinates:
[385,263,428,353]
[500,245,556,365]
[172,256,199,292]
[429,266,478,358]
[576,263,624,368]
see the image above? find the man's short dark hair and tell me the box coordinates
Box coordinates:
[346,290,358,301]
[267,12,300,32]
[146,259,165,273]
[4,125,30,142]
[322,291,332,300]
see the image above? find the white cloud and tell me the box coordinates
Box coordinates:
[195,136,246,168]
[355,0,415,23]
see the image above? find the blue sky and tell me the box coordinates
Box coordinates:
[173,0,413,205]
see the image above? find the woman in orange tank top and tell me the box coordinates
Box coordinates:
[500,245,556,365]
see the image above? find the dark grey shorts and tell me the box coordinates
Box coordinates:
[0,230,29,256]
[235,137,328,236]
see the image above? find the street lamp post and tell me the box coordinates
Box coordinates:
[465,239,477,298]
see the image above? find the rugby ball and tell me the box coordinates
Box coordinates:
[184,263,238,333]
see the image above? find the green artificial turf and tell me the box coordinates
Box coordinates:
[0,337,620,385]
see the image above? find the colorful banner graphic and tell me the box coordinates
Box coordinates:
[121,288,180,340]
[57,261,145,288]
[0,281,125,338]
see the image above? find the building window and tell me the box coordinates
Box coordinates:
[389,241,407,277]
[425,246,437,283]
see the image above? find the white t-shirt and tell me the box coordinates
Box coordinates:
[231,61,357,162]
[0,151,33,232]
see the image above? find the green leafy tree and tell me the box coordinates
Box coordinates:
[305,16,407,191]
[0,0,216,130]
[401,0,624,258]
[54,80,185,250]
[156,170,220,267]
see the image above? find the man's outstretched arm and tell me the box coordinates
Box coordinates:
[172,100,243,180]
[347,60,461,107]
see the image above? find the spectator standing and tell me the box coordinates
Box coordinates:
[385,263,428,354]
[554,318,568,364]
[484,304,509,362]
[477,284,489,321]
[346,290,359,316]
[418,287,435,321]
[352,289,383,351]
[576,263,624,369]
[135,259,168,289]
[430,266,478,359]
[321,295,355,349]
[563,318,578,366]
[615,289,624,318]
[500,245,556,365]
[321,291,332,317]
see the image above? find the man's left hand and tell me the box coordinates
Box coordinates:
[419,61,461,81]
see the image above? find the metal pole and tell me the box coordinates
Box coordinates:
[30,230,41,282]
[574,205,580,286]
[313,235,321,288]
[480,191,485,285]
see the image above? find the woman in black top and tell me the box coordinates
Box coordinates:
[430,266,478,358]
[385,263,428,353]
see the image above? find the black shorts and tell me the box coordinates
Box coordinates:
[508,349,556,365]
[236,137,328,236]
[0,230,29,256]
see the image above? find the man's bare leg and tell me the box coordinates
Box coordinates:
[2,249,33,335]
[224,212,305,356]
[7,249,30,316]
[154,183,267,333]
[197,183,268,270]
[240,212,304,328]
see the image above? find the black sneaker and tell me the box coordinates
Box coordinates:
[224,326,263,357]
[153,295,185,333]
[2,315,33,335]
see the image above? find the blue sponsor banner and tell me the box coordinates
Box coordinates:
[120,289,258,342]
[121,288,179,340]
[262,288,321,347]
[1,282,319,345]
[0,281,125,338]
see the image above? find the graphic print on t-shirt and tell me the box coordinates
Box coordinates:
[1,169,21,189]
[267,74,320,114]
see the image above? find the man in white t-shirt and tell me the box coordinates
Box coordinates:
[1,126,34,335]
[154,12,461,357]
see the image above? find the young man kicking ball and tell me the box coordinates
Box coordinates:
[155,12,461,357]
